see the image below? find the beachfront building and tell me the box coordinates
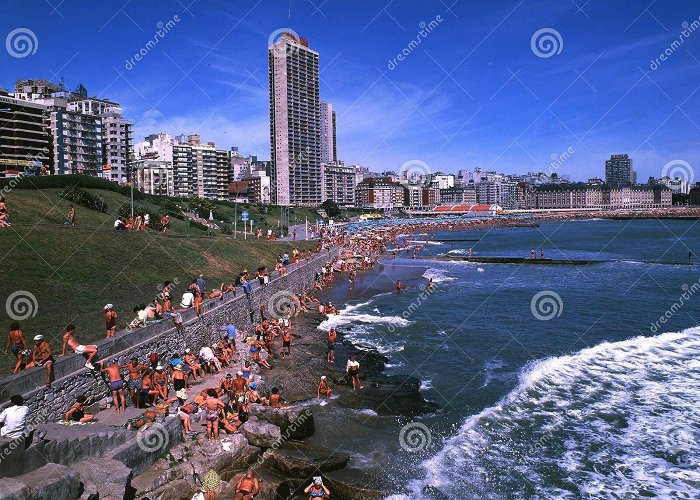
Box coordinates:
[269,32,321,205]
[518,183,671,209]
[605,154,636,187]
[356,177,404,208]
[320,101,337,164]
[241,173,272,204]
[658,176,691,195]
[50,109,103,176]
[321,161,355,205]
[68,97,132,183]
[0,93,52,177]
[135,159,174,196]
[440,186,477,205]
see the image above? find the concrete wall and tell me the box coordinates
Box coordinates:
[0,248,339,423]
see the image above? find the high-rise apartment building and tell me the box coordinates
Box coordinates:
[50,110,103,175]
[68,98,132,183]
[0,94,52,177]
[320,101,336,164]
[269,33,321,205]
[605,154,635,187]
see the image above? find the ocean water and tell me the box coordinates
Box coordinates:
[312,219,700,499]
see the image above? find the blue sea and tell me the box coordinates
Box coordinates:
[310,218,700,499]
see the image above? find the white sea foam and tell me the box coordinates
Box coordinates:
[318,300,413,331]
[477,267,485,272]
[408,240,443,246]
[411,327,700,498]
[419,379,433,391]
[422,268,457,283]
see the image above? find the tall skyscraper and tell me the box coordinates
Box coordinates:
[605,154,635,187]
[320,101,337,164]
[269,33,321,205]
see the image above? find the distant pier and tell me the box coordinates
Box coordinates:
[411,255,692,266]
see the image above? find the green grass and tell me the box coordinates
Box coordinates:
[0,188,317,374]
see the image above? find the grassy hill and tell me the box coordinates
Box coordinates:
[0,182,318,374]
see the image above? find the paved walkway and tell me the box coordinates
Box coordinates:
[89,331,263,429]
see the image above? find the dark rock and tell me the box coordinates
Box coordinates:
[263,443,350,478]
[240,420,282,448]
[73,457,131,500]
[0,477,29,500]
[248,404,315,440]
[142,478,194,500]
[16,463,81,500]
[324,467,387,499]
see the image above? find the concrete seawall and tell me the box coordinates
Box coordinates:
[0,247,340,423]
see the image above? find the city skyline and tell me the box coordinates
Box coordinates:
[1,1,699,182]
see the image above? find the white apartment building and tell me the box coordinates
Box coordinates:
[269,33,322,205]
[320,101,336,164]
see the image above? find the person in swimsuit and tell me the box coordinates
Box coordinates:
[60,324,98,369]
[304,477,330,499]
[140,371,158,406]
[241,360,251,379]
[26,335,54,387]
[203,389,224,440]
[346,356,364,390]
[326,328,336,363]
[125,357,147,408]
[104,304,118,338]
[0,197,11,227]
[64,395,95,423]
[219,373,235,400]
[317,376,332,399]
[269,387,283,408]
[234,469,260,500]
[152,365,168,401]
[6,322,27,373]
[100,359,126,413]
[281,328,292,358]
[172,364,187,392]
[68,205,76,226]
[232,372,248,412]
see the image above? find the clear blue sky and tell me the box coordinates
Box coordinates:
[1,0,699,182]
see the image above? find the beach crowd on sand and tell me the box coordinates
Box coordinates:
[2,224,400,499]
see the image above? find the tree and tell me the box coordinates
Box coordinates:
[320,200,340,218]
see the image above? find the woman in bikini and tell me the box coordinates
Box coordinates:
[304,477,330,499]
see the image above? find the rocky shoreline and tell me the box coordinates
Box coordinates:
[125,283,435,499]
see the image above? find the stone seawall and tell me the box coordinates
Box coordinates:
[0,247,340,423]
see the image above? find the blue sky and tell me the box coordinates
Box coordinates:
[1,0,699,181]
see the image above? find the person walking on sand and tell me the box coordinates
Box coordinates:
[61,324,98,369]
[104,304,118,338]
[68,205,76,226]
[100,359,126,413]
